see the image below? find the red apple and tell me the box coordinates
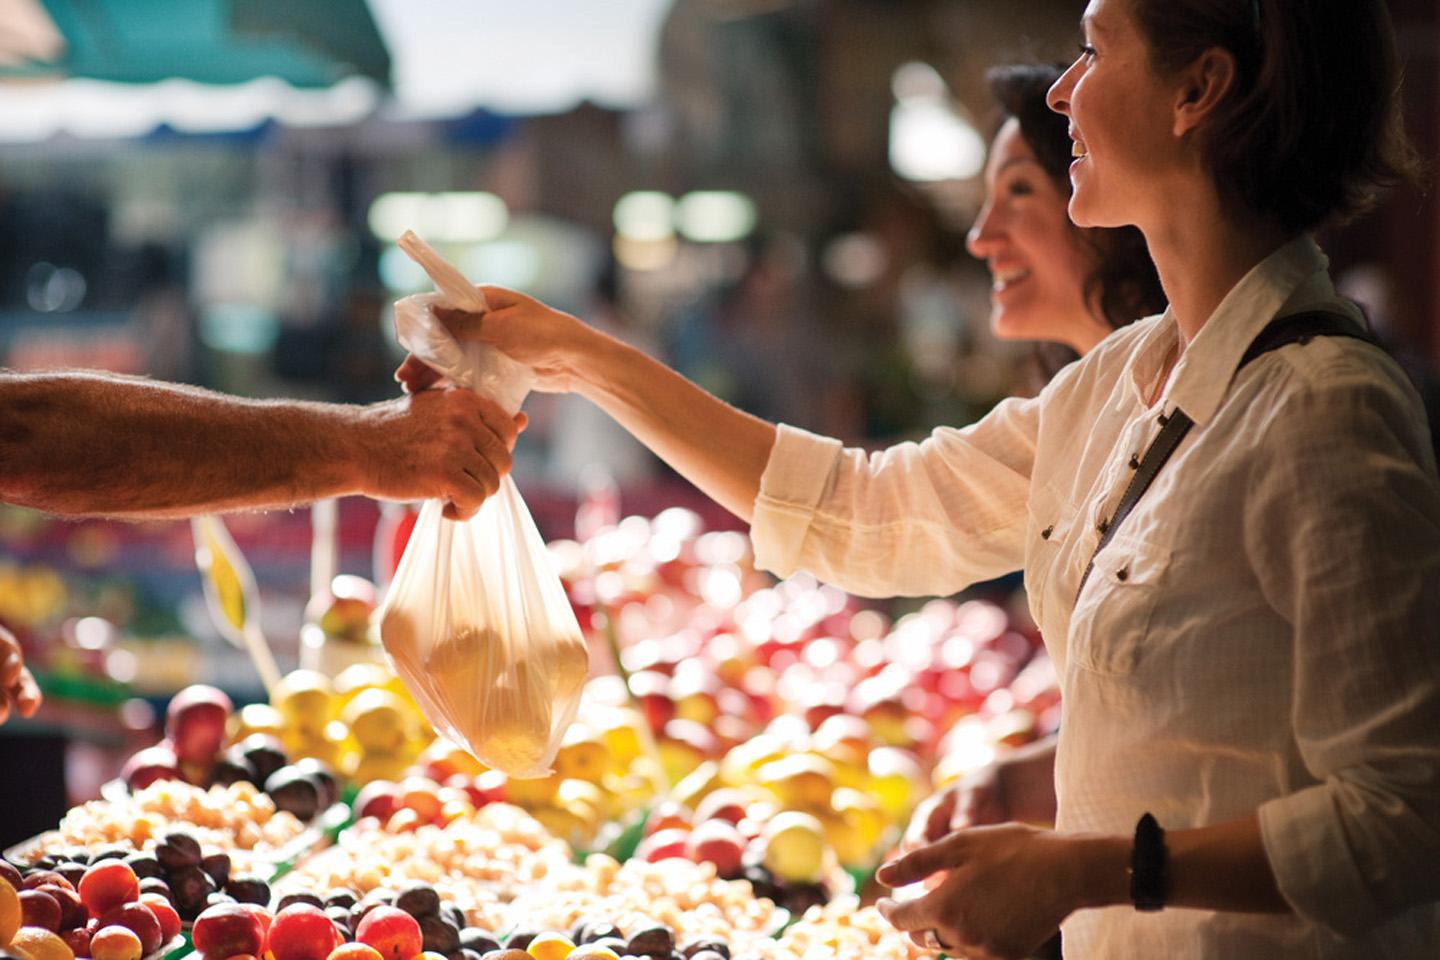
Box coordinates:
[352,780,398,821]
[473,770,507,805]
[100,901,164,955]
[41,885,86,930]
[268,904,341,960]
[635,827,690,863]
[139,894,182,944]
[354,905,422,960]
[60,927,92,958]
[165,685,233,765]
[77,861,140,918]
[643,800,692,837]
[192,903,266,960]
[120,744,179,792]
[627,670,675,733]
[396,777,442,823]
[306,576,377,643]
[19,889,62,931]
[685,819,746,878]
[694,788,750,826]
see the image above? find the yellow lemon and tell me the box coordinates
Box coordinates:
[341,688,411,753]
[228,702,285,742]
[598,722,643,772]
[554,738,610,783]
[332,662,397,707]
[271,670,335,735]
[347,750,412,785]
[761,811,828,885]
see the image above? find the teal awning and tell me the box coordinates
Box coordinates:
[4,0,390,88]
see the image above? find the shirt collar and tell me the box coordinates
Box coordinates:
[1145,235,1332,427]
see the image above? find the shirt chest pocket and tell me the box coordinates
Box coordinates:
[1068,533,1173,676]
[1024,504,1076,630]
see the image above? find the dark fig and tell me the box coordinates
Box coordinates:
[264,767,321,822]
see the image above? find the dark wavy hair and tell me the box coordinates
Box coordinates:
[986,63,1166,333]
[1130,0,1421,233]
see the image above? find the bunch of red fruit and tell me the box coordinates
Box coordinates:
[1,858,181,960]
[350,775,506,833]
[192,896,458,960]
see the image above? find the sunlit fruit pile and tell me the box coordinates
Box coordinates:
[757,897,929,960]
[272,803,572,935]
[505,853,784,952]
[118,663,433,807]
[0,852,182,960]
[543,509,1060,883]
[13,781,307,877]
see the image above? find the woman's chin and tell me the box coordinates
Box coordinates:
[991,309,1046,343]
[992,306,1085,349]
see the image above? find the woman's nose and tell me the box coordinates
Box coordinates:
[967,202,1002,259]
[1047,62,1076,116]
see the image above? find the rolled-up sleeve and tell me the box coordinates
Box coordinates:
[750,394,1040,598]
[1246,360,1440,936]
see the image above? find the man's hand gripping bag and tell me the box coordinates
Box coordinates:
[377,231,588,778]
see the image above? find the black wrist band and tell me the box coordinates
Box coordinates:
[1130,812,1167,911]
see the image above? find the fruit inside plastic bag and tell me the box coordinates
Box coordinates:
[376,231,589,777]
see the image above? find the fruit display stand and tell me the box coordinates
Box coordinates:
[2,506,1060,960]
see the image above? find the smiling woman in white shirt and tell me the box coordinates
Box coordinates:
[396,0,1438,956]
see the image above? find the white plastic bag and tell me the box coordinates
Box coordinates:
[377,231,589,778]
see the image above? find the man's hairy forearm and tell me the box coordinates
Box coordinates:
[0,371,376,518]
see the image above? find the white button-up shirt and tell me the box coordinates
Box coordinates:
[750,237,1440,958]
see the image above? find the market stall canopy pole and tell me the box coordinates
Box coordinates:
[1,0,390,87]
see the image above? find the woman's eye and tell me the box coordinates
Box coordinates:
[1077,42,1097,61]
[1006,180,1035,198]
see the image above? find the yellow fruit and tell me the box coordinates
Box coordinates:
[341,688,412,753]
[526,932,576,960]
[868,747,924,820]
[419,738,486,778]
[332,663,397,707]
[761,811,827,885]
[756,754,835,811]
[532,806,590,846]
[0,878,20,946]
[720,733,786,783]
[505,771,563,808]
[10,927,74,960]
[348,750,412,785]
[554,738,610,783]
[271,670,335,735]
[598,723,643,772]
[832,786,887,847]
[227,702,285,743]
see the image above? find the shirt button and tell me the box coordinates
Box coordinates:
[1117,566,1129,582]
[1041,524,1054,540]
[1128,454,1140,470]
[1097,517,1110,534]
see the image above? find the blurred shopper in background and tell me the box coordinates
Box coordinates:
[905,58,1167,868]
[969,63,1163,368]
[398,0,1440,955]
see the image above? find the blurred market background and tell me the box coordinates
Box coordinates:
[0,0,1436,850]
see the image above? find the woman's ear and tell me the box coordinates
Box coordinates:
[1172,47,1238,139]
